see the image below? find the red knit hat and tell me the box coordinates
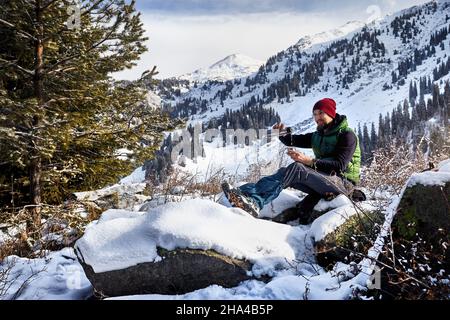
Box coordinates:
[313,98,336,118]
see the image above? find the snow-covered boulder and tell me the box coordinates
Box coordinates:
[309,202,383,269]
[74,199,305,297]
[308,160,450,298]
[380,160,450,298]
[394,161,450,241]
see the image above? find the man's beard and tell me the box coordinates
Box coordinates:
[316,120,332,131]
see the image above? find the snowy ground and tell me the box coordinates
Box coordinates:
[2,154,447,300]
[0,248,91,300]
[0,188,384,300]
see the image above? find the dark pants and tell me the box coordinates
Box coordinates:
[239,162,352,209]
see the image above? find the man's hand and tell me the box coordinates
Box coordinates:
[273,122,290,137]
[272,122,285,131]
[287,148,314,166]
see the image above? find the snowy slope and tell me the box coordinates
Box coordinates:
[178,53,264,83]
[295,20,366,50]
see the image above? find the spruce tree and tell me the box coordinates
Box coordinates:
[362,123,371,162]
[370,122,378,152]
[0,0,180,226]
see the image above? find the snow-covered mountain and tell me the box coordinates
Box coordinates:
[295,20,366,50]
[178,53,264,83]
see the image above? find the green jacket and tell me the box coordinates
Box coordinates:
[311,115,361,184]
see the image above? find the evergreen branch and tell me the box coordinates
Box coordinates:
[42,0,105,43]
[40,0,62,11]
[0,18,37,41]
[18,0,37,29]
[45,96,94,104]
[43,14,123,74]
[0,58,35,76]
[82,0,104,17]
[46,66,77,75]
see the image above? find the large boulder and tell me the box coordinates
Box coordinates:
[393,181,449,242]
[77,247,252,297]
[380,165,450,299]
[74,199,303,298]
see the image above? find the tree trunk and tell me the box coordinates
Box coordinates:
[29,0,44,229]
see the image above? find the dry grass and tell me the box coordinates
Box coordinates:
[0,201,103,260]
[361,137,449,198]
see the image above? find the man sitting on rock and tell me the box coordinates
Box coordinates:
[222,98,361,224]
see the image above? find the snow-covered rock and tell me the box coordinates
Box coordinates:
[74,198,310,296]
[309,202,383,269]
[75,198,306,274]
[379,164,450,298]
[407,170,450,187]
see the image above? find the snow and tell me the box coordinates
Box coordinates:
[296,21,366,51]
[179,53,263,83]
[313,194,353,213]
[0,248,92,300]
[258,189,304,220]
[407,167,450,187]
[119,166,146,185]
[4,189,402,300]
[438,159,450,173]
[74,182,146,201]
[146,90,162,109]
[309,202,378,242]
[75,198,306,275]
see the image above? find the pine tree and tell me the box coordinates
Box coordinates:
[370,122,378,152]
[362,123,371,162]
[0,0,180,225]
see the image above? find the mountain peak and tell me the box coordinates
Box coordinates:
[179,53,263,83]
[296,20,366,50]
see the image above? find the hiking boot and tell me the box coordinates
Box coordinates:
[350,189,367,202]
[272,193,321,224]
[221,182,260,217]
[272,207,299,224]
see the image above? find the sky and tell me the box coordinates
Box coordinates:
[114,0,430,80]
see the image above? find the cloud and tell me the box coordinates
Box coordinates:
[115,11,351,80]
[135,0,379,15]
